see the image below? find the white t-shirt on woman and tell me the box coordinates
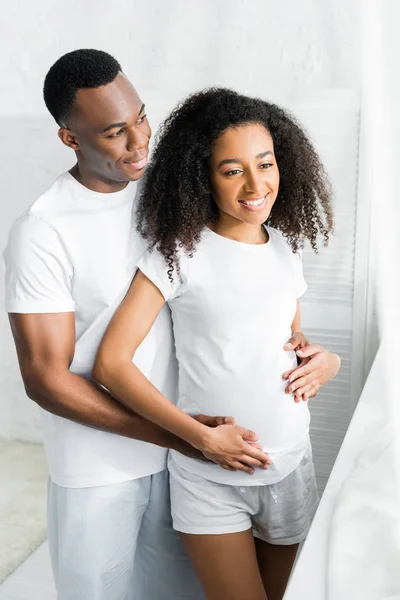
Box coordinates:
[137,226,310,486]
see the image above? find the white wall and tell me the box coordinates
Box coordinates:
[0,0,361,442]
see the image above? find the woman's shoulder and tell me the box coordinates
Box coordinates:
[266,226,302,259]
[266,226,288,247]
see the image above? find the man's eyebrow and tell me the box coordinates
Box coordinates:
[102,122,126,133]
[101,105,146,133]
[217,150,273,169]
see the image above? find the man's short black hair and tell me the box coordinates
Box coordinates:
[43,49,122,126]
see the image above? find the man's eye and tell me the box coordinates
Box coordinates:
[137,114,147,125]
[108,129,124,138]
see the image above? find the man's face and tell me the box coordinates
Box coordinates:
[60,72,151,187]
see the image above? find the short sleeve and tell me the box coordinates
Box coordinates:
[292,250,307,298]
[3,215,75,314]
[137,247,188,302]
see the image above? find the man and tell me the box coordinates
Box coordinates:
[3,49,340,600]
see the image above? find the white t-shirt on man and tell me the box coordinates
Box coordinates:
[3,172,177,488]
[138,226,310,486]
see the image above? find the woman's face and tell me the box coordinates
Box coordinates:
[209,123,280,226]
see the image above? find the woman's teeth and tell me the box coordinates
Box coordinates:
[240,196,265,207]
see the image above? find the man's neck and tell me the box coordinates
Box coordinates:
[69,164,129,194]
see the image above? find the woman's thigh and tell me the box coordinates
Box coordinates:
[255,538,299,600]
[181,529,268,600]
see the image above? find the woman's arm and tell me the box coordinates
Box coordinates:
[93,270,270,474]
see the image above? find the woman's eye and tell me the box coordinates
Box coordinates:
[225,169,242,176]
[260,163,273,169]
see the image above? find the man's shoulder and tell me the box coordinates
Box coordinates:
[27,172,71,218]
[11,172,70,229]
[6,173,73,250]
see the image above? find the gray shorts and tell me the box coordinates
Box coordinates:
[169,440,319,546]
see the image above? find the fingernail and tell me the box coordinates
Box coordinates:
[286,343,292,349]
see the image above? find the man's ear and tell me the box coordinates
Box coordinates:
[58,127,80,150]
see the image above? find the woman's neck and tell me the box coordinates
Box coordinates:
[209,216,268,245]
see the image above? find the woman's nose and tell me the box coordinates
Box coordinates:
[244,172,266,195]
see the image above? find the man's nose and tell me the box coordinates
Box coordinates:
[126,126,146,152]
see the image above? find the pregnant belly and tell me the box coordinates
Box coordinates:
[178,349,306,449]
[179,386,309,452]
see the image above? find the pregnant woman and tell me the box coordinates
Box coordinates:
[93,88,336,600]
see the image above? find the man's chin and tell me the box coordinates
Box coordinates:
[119,165,147,182]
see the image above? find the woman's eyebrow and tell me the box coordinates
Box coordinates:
[217,150,273,169]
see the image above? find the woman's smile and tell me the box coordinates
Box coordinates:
[238,194,269,211]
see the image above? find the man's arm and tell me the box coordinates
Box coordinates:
[4,216,227,457]
[8,311,209,454]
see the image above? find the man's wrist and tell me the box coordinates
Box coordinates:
[124,413,176,448]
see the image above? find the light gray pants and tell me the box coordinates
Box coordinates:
[47,469,205,600]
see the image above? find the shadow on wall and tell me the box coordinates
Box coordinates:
[0,116,73,442]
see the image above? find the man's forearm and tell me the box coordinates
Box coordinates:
[27,368,178,448]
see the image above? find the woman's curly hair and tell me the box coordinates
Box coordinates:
[137,87,333,276]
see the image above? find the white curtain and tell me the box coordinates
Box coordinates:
[285,2,400,598]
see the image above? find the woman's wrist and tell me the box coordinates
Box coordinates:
[175,415,211,451]
[187,423,213,452]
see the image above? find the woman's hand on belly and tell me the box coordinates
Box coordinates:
[283,341,341,401]
[197,424,271,474]
[172,414,237,461]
